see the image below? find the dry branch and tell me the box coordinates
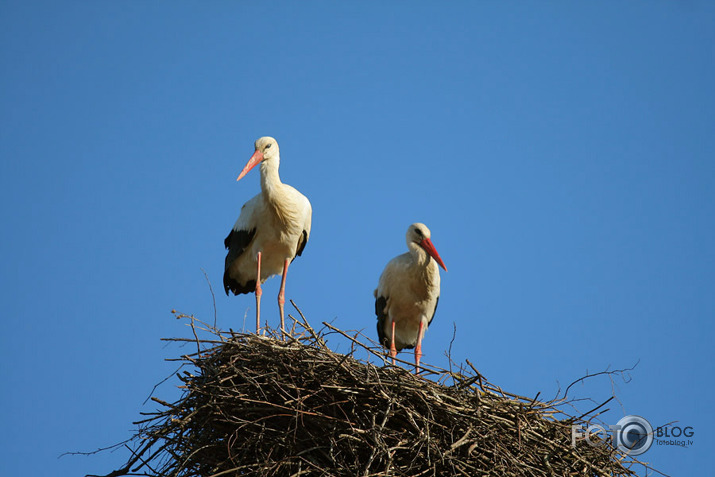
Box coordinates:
[91,308,651,477]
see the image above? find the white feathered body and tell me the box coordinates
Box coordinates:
[223,142,312,296]
[374,249,441,350]
[229,187,311,279]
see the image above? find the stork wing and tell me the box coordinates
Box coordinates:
[374,294,388,347]
[293,191,312,261]
[293,229,309,260]
[428,296,439,325]
[223,194,262,295]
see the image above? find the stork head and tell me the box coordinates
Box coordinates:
[407,223,447,271]
[237,136,280,181]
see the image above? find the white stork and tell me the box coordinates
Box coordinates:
[223,136,312,336]
[374,223,447,371]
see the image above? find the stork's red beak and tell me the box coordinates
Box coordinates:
[420,238,448,271]
[237,150,264,181]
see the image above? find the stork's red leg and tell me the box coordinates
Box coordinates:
[277,258,289,340]
[255,251,262,335]
[390,320,397,365]
[415,320,424,373]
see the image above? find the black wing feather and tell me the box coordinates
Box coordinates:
[427,296,440,325]
[223,228,256,296]
[292,230,309,263]
[375,295,388,347]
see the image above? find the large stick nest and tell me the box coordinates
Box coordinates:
[95,306,648,477]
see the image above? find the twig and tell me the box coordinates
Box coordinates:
[562,361,640,399]
[86,306,652,477]
[200,268,218,328]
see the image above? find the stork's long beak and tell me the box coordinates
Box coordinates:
[237,150,264,181]
[420,238,448,271]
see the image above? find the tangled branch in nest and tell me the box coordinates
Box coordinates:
[92,303,651,477]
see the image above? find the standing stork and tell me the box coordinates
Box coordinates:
[223,136,312,337]
[374,223,447,372]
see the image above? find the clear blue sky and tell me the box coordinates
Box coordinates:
[1,1,713,475]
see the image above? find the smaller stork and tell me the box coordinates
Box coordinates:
[224,137,312,337]
[374,223,447,372]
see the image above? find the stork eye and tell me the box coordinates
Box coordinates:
[265,143,272,149]
[414,228,423,237]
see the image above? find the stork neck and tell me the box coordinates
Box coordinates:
[259,157,283,199]
[408,242,432,269]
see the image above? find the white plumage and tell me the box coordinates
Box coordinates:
[374,223,447,370]
[224,136,312,334]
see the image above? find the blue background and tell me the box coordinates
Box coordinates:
[1,2,713,475]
